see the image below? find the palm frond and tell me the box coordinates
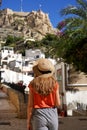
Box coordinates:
[60,6,77,15]
[60,5,87,18]
[76,0,87,10]
[57,17,83,30]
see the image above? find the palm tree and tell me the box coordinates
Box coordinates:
[57,0,87,40]
[56,0,87,73]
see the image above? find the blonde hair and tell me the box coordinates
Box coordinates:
[30,76,56,96]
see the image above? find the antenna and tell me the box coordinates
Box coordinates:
[0,0,2,7]
[21,0,23,12]
[39,4,42,10]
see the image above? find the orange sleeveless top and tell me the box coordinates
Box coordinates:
[28,82,59,108]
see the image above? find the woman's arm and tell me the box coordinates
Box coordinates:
[27,89,33,130]
[55,83,61,107]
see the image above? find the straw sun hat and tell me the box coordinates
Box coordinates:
[33,58,55,78]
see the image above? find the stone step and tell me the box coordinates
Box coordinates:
[0,90,8,99]
[0,98,18,119]
[0,99,17,111]
[0,111,18,119]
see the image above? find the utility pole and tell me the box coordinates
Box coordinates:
[0,38,1,86]
[0,0,3,87]
[61,62,67,116]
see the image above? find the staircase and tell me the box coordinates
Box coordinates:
[0,90,18,119]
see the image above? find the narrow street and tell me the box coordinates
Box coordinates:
[0,89,87,130]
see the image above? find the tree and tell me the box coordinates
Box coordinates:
[39,33,60,58]
[3,35,23,48]
[63,38,87,73]
[56,0,87,73]
[58,0,87,35]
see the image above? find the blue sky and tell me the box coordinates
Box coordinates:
[1,0,77,27]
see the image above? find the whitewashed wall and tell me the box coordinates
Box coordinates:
[66,90,87,115]
[1,68,34,86]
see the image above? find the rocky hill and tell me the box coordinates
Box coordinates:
[0,8,56,41]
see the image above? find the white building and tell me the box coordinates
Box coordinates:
[25,49,45,59]
[1,46,14,59]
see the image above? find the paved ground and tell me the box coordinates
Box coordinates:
[0,118,27,130]
[0,89,87,130]
[0,116,87,130]
[59,116,87,130]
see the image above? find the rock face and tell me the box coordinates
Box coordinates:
[0,8,55,40]
[68,65,87,84]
